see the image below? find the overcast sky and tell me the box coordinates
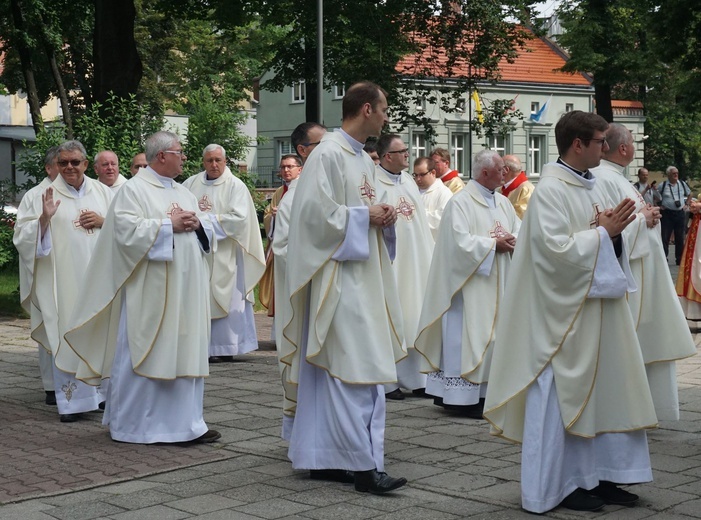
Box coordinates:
[534,0,561,17]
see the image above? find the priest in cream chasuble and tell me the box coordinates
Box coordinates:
[375,134,435,397]
[416,151,519,411]
[183,144,265,360]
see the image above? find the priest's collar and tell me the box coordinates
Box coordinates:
[557,158,592,179]
[337,128,365,155]
[64,179,86,198]
[473,179,496,208]
[147,167,175,188]
[599,159,625,174]
[378,164,402,181]
[556,159,596,190]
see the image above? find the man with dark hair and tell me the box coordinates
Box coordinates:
[375,133,433,401]
[281,81,407,494]
[485,111,657,514]
[291,122,326,164]
[430,147,464,193]
[363,137,380,164]
[260,154,303,317]
[413,156,452,239]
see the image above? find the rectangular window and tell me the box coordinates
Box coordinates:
[530,101,540,115]
[565,103,574,113]
[412,132,426,161]
[452,133,466,174]
[529,135,545,175]
[292,81,306,103]
[333,85,345,99]
[487,135,507,155]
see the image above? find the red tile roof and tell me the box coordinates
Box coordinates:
[397,28,591,87]
[611,100,644,109]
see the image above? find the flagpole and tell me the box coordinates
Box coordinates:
[317,0,323,124]
[468,85,472,179]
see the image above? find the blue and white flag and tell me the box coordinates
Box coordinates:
[529,95,552,124]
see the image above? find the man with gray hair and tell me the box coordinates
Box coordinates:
[416,149,519,418]
[658,165,691,264]
[591,123,695,423]
[14,146,61,406]
[500,154,534,218]
[94,150,127,191]
[66,131,220,445]
[183,144,265,363]
[21,140,113,422]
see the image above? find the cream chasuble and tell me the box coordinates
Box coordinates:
[30,175,113,375]
[375,166,434,351]
[421,180,453,240]
[182,168,265,319]
[592,160,696,421]
[272,179,298,418]
[65,168,212,384]
[14,177,53,352]
[416,180,519,383]
[281,130,405,395]
[483,162,657,442]
[109,174,128,192]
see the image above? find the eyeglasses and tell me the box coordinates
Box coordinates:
[412,172,430,178]
[582,137,607,147]
[302,141,320,147]
[163,150,185,156]
[57,159,84,168]
[386,148,409,155]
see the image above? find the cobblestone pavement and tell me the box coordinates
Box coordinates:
[0,309,700,519]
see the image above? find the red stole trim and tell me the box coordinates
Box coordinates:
[501,172,528,198]
[441,170,460,184]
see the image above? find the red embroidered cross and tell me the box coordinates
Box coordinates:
[490,220,508,239]
[166,202,183,217]
[590,203,603,228]
[198,195,213,212]
[396,196,415,221]
[72,209,95,235]
[359,174,376,203]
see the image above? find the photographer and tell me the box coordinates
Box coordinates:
[658,166,691,265]
[633,167,661,206]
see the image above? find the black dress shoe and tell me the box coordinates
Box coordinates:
[559,488,605,512]
[589,481,639,506]
[209,356,223,363]
[59,413,81,423]
[412,388,430,397]
[385,389,405,400]
[433,396,445,407]
[219,356,236,362]
[354,469,407,494]
[309,469,355,483]
[45,391,56,405]
[172,429,222,446]
[98,401,106,411]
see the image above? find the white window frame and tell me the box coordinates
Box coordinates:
[487,134,508,155]
[565,103,574,113]
[333,85,345,99]
[451,133,467,175]
[411,132,427,164]
[528,134,546,176]
[530,101,540,115]
[292,81,306,103]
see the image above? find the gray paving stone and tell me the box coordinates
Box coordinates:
[234,497,316,519]
[301,502,383,520]
[217,482,294,503]
[109,504,192,520]
[103,489,181,510]
[167,494,246,514]
[44,501,126,520]
[671,498,701,518]
[415,470,499,495]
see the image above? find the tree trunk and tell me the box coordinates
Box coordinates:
[594,81,613,122]
[10,0,44,135]
[45,50,73,139]
[93,0,142,104]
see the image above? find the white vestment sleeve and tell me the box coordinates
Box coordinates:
[207,213,227,241]
[148,219,174,261]
[587,227,628,299]
[476,244,496,277]
[331,206,370,262]
[36,227,52,258]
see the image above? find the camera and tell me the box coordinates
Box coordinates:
[675,200,682,208]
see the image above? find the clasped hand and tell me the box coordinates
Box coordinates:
[369,204,396,228]
[171,210,201,233]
